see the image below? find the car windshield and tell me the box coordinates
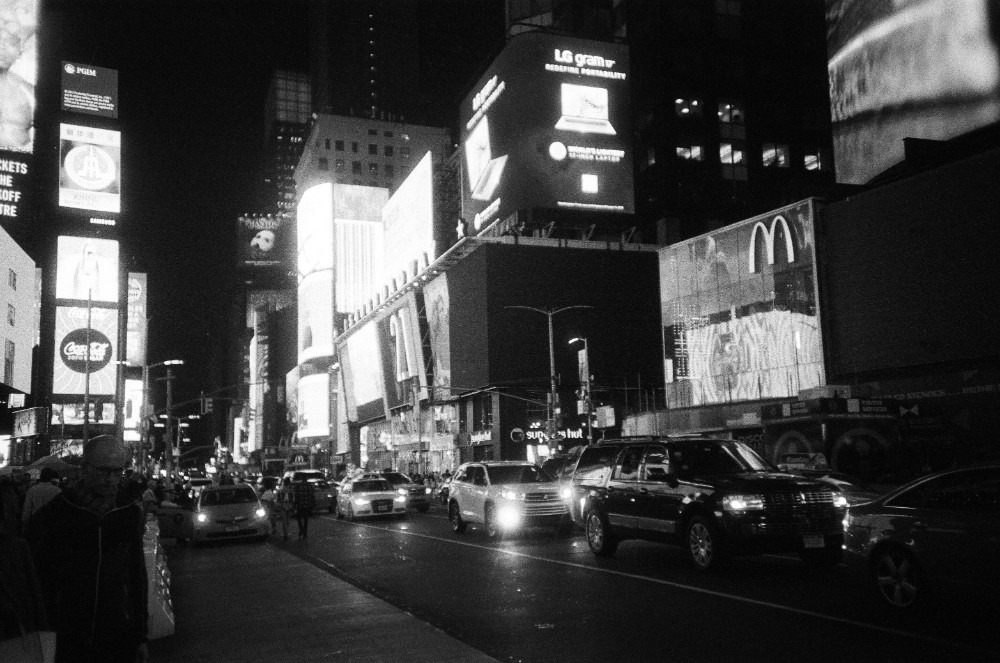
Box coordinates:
[309,479,330,488]
[379,472,411,485]
[670,441,774,476]
[200,487,258,506]
[487,465,553,485]
[293,471,324,481]
[353,480,392,492]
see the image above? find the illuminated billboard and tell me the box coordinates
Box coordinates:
[239,213,291,271]
[297,270,333,364]
[123,378,143,432]
[55,235,119,304]
[826,0,1000,184]
[459,32,633,231]
[660,200,825,407]
[61,61,118,118]
[297,373,330,439]
[126,272,147,365]
[52,305,120,397]
[382,151,434,284]
[297,183,333,278]
[423,273,451,393]
[58,123,122,213]
[338,321,385,423]
[0,0,37,154]
[376,291,427,410]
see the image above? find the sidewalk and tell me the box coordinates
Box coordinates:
[148,539,498,662]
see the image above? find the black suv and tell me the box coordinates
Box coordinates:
[578,437,849,571]
[363,472,432,513]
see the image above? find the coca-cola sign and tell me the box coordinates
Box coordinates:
[60,327,113,373]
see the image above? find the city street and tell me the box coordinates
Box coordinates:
[151,503,999,663]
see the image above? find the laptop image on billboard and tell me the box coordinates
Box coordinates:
[555,83,616,135]
[465,117,508,201]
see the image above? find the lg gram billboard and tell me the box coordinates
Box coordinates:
[459,32,633,232]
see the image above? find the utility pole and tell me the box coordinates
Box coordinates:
[164,365,175,475]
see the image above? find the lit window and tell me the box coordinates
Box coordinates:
[718,102,745,125]
[804,152,823,171]
[674,98,702,118]
[762,143,789,167]
[676,145,704,161]
[720,143,744,165]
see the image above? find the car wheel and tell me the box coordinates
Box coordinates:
[585,510,617,556]
[800,542,843,569]
[449,502,467,534]
[685,515,723,571]
[872,546,923,609]
[485,504,504,540]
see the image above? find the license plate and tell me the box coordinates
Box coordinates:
[803,534,825,549]
[375,505,390,513]
[225,526,239,532]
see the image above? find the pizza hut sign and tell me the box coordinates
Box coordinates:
[61,328,113,373]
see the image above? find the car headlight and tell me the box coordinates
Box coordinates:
[397,487,408,495]
[326,493,333,499]
[354,497,371,506]
[500,489,524,501]
[394,495,407,503]
[497,505,522,528]
[832,494,849,509]
[424,487,431,494]
[559,486,573,500]
[196,513,207,523]
[255,507,267,518]
[722,494,765,511]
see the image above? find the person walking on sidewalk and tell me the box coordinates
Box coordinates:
[290,475,315,539]
[24,435,148,663]
[274,477,292,541]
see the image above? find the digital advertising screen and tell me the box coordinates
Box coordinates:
[459,32,633,231]
[826,0,1000,184]
[238,214,291,271]
[660,200,825,407]
[382,151,434,284]
[52,305,120,397]
[376,291,427,410]
[61,61,118,118]
[55,235,119,304]
[422,272,451,393]
[297,183,333,278]
[126,272,147,365]
[0,0,37,155]
[338,321,385,423]
[297,373,330,439]
[123,378,143,431]
[333,184,387,314]
[58,123,122,213]
[297,270,333,364]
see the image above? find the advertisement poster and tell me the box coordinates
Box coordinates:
[52,306,120,396]
[126,272,147,365]
[55,235,119,304]
[338,321,385,423]
[0,0,37,155]
[660,200,824,407]
[297,183,333,278]
[61,61,118,118]
[297,373,330,439]
[422,273,451,393]
[297,270,333,364]
[238,213,290,270]
[459,32,632,231]
[376,291,427,410]
[382,151,434,283]
[58,123,122,213]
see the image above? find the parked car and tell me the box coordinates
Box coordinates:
[580,437,849,570]
[282,469,336,513]
[336,477,407,520]
[447,461,571,539]
[842,464,1000,611]
[559,442,629,528]
[363,471,432,512]
[159,483,270,545]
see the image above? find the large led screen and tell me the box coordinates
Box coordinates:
[55,235,119,304]
[52,305,119,396]
[297,373,330,439]
[423,273,451,393]
[376,291,427,410]
[297,270,333,364]
[338,321,385,423]
[58,124,122,213]
[826,0,1000,184]
[126,272,146,365]
[0,0,37,155]
[383,151,434,285]
[459,32,633,231]
[333,184,387,314]
[660,200,825,407]
[297,183,333,278]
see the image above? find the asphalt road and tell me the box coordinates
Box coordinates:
[175,503,999,663]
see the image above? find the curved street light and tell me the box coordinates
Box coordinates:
[568,337,593,444]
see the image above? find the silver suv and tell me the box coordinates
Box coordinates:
[447,461,571,539]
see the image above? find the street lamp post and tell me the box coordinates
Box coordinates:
[505,305,593,446]
[143,359,184,475]
[569,337,593,445]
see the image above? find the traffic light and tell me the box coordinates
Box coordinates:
[205,398,213,413]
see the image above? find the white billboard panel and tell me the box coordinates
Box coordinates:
[297,270,333,364]
[126,272,147,365]
[124,378,143,430]
[58,123,122,213]
[55,235,119,303]
[297,373,330,439]
[297,183,333,278]
[382,151,434,285]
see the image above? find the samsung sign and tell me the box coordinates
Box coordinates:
[459,32,633,231]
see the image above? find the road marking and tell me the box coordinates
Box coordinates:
[314,514,987,654]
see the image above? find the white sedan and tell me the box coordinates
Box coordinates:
[336,478,407,520]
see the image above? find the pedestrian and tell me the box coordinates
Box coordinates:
[25,434,148,663]
[259,482,277,531]
[1,508,53,663]
[0,475,23,537]
[275,477,291,541]
[291,475,315,539]
[21,467,61,525]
